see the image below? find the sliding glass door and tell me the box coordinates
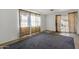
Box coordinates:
[20,11,30,36]
[31,14,41,33]
[56,15,69,32]
[31,14,36,33]
[19,10,41,37]
[35,15,41,32]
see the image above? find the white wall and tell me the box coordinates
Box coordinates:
[41,15,47,31]
[46,11,79,34]
[0,9,48,44]
[0,9,79,44]
[46,15,56,31]
[0,9,19,44]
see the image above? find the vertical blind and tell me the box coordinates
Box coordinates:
[20,10,41,37]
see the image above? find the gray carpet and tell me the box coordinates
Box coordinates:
[6,32,75,49]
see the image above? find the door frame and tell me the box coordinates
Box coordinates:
[55,15,61,32]
[19,9,31,37]
[68,12,78,33]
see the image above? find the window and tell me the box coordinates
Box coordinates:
[20,11,30,36]
[31,14,41,33]
[35,15,41,26]
[31,14,36,27]
[19,10,41,37]
[21,14,29,27]
[31,14,41,27]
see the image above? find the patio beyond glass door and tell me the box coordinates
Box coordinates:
[60,16,69,32]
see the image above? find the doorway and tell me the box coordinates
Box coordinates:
[56,15,61,32]
[56,15,69,32]
[68,12,77,33]
[56,12,77,33]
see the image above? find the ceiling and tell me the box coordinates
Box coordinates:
[24,9,78,15]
